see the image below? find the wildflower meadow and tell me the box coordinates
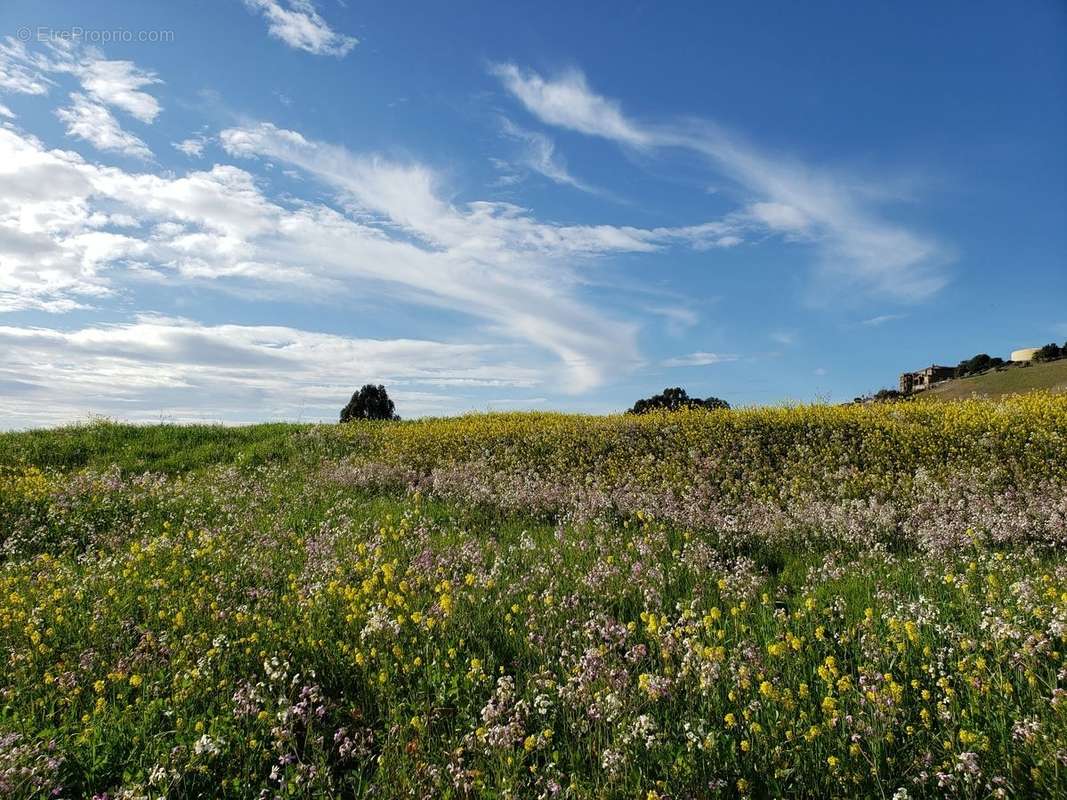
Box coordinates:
[1,395,1065,799]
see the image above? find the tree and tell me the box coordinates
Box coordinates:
[954,353,1004,378]
[628,387,730,414]
[853,388,906,404]
[1033,342,1064,363]
[340,384,399,422]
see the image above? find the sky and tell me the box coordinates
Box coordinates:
[0,1,1064,427]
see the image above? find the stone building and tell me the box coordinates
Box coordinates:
[899,364,955,394]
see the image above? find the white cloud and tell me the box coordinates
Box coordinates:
[492,63,951,303]
[0,40,163,157]
[73,57,162,122]
[769,330,797,346]
[0,101,14,118]
[0,38,52,95]
[0,41,163,120]
[243,0,358,57]
[55,93,153,158]
[0,126,608,391]
[0,114,748,396]
[661,351,738,367]
[489,64,650,147]
[498,118,601,195]
[217,122,758,387]
[647,305,698,335]
[0,316,538,427]
[173,135,209,158]
[746,201,809,234]
[861,313,906,326]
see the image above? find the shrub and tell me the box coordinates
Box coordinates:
[628,387,729,414]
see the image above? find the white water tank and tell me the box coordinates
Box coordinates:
[1010,347,1039,362]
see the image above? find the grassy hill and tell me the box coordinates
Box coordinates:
[2,397,1066,797]
[917,358,1067,401]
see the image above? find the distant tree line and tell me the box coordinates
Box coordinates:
[628,387,730,414]
[953,342,1067,379]
[1033,341,1067,363]
[853,388,907,405]
[954,353,1004,378]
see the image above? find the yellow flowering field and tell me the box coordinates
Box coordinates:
[0,395,1065,798]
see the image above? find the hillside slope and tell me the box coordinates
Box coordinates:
[918,359,1067,401]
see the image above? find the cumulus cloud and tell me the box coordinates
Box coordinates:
[243,0,358,57]
[0,316,537,427]
[173,134,209,158]
[491,63,951,303]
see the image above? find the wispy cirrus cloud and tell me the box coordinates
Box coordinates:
[490,64,650,146]
[497,117,605,196]
[243,0,358,57]
[662,351,739,368]
[0,38,52,95]
[861,313,907,327]
[0,120,740,394]
[217,122,752,389]
[490,63,951,303]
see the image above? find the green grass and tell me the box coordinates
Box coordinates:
[0,420,323,473]
[918,358,1067,401]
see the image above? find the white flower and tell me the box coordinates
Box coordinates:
[193,733,223,756]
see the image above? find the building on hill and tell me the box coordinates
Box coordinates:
[899,364,955,394]
[1010,347,1039,362]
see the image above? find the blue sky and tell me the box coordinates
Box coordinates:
[0,1,1064,425]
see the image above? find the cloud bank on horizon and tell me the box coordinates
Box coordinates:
[0,1,1063,426]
